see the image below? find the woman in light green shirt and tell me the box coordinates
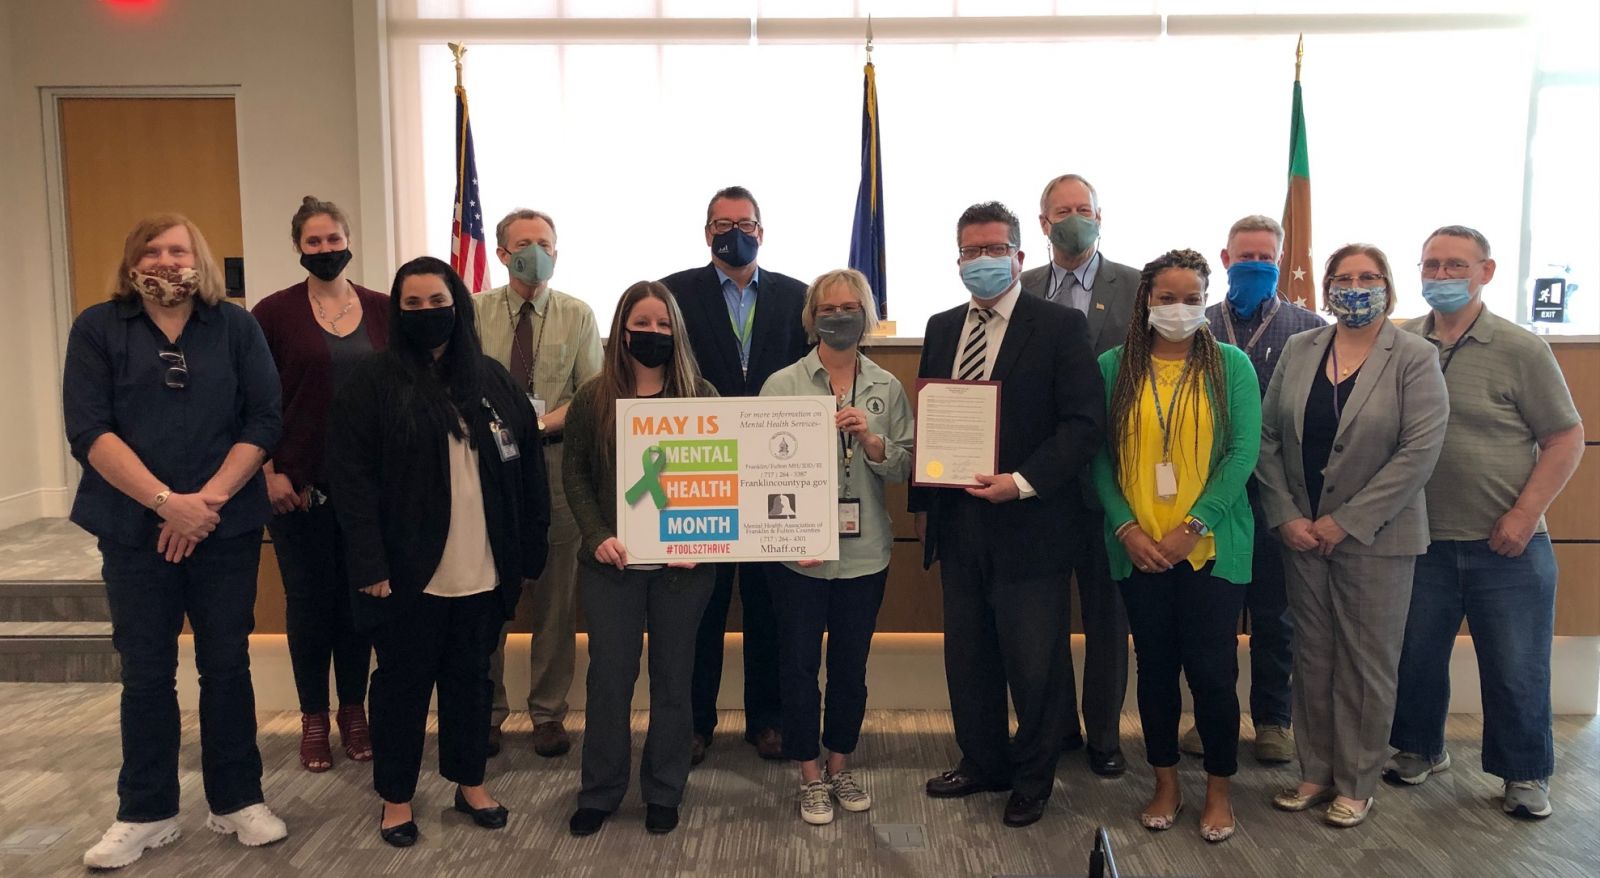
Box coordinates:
[758,269,914,827]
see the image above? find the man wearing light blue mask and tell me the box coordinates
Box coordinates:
[1181,214,1326,767]
[1387,225,1585,821]
[475,209,605,761]
[912,201,1105,828]
[1020,174,1139,357]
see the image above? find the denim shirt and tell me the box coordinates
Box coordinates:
[63,297,283,547]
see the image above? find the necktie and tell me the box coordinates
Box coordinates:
[958,308,992,381]
[509,300,534,391]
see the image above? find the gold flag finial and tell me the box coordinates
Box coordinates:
[865,14,874,58]
[1294,33,1304,82]
[449,42,466,90]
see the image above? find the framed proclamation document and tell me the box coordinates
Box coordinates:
[912,378,1000,489]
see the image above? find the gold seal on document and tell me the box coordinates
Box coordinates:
[925,460,944,478]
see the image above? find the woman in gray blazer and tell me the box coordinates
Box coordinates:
[1255,243,1449,828]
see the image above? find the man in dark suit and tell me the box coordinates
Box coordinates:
[659,186,810,764]
[911,202,1104,827]
[1017,174,1137,776]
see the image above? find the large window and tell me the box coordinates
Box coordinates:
[388,2,1591,336]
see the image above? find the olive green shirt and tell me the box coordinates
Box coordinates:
[472,284,603,421]
[1403,306,1582,541]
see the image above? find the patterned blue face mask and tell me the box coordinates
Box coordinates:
[1326,286,1388,328]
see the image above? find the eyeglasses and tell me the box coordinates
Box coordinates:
[1329,273,1388,286]
[816,304,863,317]
[958,244,1017,261]
[707,219,761,234]
[159,344,188,390]
[1418,258,1482,278]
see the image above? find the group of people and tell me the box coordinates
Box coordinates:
[60,176,1582,869]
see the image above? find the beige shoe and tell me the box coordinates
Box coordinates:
[1179,725,1204,758]
[1200,809,1236,843]
[1324,797,1375,828]
[1272,785,1337,812]
[1139,800,1183,831]
[1253,725,1295,764]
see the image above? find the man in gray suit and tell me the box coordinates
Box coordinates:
[1018,173,1137,776]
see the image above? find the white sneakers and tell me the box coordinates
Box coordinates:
[800,781,834,825]
[799,771,874,825]
[83,818,181,870]
[84,804,286,870]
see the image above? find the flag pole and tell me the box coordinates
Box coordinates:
[865,14,873,58]
[449,41,466,91]
[1295,32,1303,82]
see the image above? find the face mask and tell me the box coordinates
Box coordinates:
[626,330,675,368]
[129,265,200,307]
[299,249,353,283]
[711,228,759,268]
[1420,277,1473,314]
[1327,286,1388,328]
[397,306,456,349]
[507,243,554,286]
[1147,303,1208,342]
[960,255,1016,301]
[1224,261,1279,320]
[1048,214,1099,255]
[815,310,866,351]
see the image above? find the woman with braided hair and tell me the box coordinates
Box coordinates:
[1090,248,1260,843]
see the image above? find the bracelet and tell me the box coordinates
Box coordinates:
[151,490,172,511]
[1113,520,1138,540]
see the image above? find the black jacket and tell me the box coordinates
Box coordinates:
[327,352,550,630]
[659,263,811,397]
[907,292,1104,576]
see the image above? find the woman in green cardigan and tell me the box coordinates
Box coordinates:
[1090,249,1261,843]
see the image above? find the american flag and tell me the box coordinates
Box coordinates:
[450,82,488,292]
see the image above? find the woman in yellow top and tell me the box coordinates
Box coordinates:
[1091,249,1261,843]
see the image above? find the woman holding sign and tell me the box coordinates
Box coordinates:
[1090,249,1260,843]
[759,269,913,826]
[563,281,717,837]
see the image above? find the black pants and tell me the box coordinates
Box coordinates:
[1245,495,1293,728]
[369,590,501,804]
[578,563,714,810]
[100,531,264,823]
[1058,509,1130,752]
[1120,562,1245,777]
[691,562,782,739]
[267,500,370,715]
[936,501,1073,801]
[770,565,888,763]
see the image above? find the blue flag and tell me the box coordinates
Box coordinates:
[848,61,887,319]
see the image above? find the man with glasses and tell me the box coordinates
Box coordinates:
[1018,174,1140,776]
[912,202,1103,827]
[1386,225,1584,820]
[660,186,810,763]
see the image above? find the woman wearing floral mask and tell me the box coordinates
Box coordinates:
[759,269,913,826]
[1090,248,1260,843]
[65,215,288,869]
[1255,243,1448,828]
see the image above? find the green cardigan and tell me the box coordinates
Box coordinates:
[1089,342,1261,585]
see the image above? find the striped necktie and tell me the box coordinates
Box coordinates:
[958,307,992,381]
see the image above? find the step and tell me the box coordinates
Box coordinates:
[0,580,110,622]
[0,621,119,683]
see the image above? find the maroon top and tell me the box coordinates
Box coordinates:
[251,281,390,490]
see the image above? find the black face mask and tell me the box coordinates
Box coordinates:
[398,307,456,350]
[710,228,759,268]
[626,330,675,369]
[300,249,353,282]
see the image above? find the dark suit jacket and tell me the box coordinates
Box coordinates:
[658,263,811,397]
[907,291,1104,576]
[1019,253,1140,356]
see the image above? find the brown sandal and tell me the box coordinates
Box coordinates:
[338,704,373,762]
[300,712,333,772]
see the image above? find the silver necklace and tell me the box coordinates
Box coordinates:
[312,287,356,332]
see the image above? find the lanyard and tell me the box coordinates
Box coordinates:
[727,286,756,367]
[502,292,550,393]
[1222,295,1281,356]
[1148,357,1193,463]
[835,356,860,499]
[1330,344,1348,422]
[1436,308,1483,375]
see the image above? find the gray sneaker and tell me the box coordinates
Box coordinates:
[1382,750,1450,785]
[1503,779,1552,820]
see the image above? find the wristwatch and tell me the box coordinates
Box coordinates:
[537,418,547,433]
[1184,516,1210,537]
[152,490,172,511]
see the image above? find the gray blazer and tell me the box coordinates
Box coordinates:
[1255,321,1450,556]
[1019,254,1140,356]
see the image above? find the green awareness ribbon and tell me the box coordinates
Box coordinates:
[624,445,670,509]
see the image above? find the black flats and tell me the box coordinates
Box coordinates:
[454,788,509,829]
[378,807,419,848]
[569,807,610,836]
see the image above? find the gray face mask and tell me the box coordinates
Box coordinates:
[815,310,866,351]
[1049,214,1100,255]
[507,243,554,286]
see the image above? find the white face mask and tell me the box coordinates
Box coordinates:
[1147,303,1208,342]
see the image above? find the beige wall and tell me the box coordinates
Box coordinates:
[0,0,385,529]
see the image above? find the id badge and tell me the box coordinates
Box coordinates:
[838,498,862,539]
[492,421,521,462]
[1154,460,1178,502]
[527,393,548,418]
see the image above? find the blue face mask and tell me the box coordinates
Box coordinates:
[1327,286,1388,329]
[1225,261,1280,320]
[711,228,759,268]
[960,255,1015,301]
[1421,277,1474,314]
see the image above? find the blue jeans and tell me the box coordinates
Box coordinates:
[1389,535,1557,782]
